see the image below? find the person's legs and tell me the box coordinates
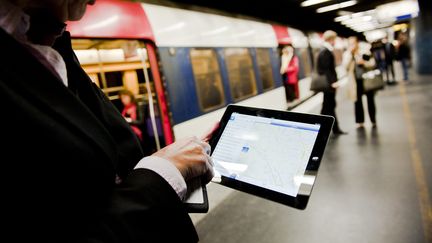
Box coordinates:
[384,64,390,83]
[401,59,409,81]
[355,79,365,125]
[321,92,330,115]
[287,84,296,102]
[355,98,365,124]
[366,91,376,124]
[283,81,291,102]
[389,62,396,82]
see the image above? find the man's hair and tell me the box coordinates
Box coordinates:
[323,30,337,41]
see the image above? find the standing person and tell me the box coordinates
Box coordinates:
[286,45,300,100]
[119,89,143,141]
[342,37,377,128]
[0,0,214,242]
[382,37,397,85]
[397,33,411,82]
[371,40,386,74]
[280,45,298,102]
[317,30,347,135]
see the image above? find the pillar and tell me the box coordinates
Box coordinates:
[414,0,432,74]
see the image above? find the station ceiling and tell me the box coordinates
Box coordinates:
[139,0,399,37]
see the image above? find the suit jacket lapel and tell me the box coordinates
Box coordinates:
[0,28,118,165]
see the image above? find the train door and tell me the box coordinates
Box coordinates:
[71,39,170,155]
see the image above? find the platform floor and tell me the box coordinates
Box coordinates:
[195,72,432,243]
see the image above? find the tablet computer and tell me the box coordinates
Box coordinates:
[209,105,334,209]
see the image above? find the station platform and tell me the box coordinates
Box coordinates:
[194,71,432,243]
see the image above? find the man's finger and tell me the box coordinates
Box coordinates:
[192,138,211,155]
[201,122,220,142]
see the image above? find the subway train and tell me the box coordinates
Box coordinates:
[67,0,345,153]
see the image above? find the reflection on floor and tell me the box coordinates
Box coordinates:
[196,73,432,243]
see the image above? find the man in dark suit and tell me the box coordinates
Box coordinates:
[0,0,213,242]
[317,30,346,135]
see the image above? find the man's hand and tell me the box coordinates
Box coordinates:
[331,81,340,89]
[153,137,214,183]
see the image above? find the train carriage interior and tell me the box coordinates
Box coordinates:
[72,39,165,154]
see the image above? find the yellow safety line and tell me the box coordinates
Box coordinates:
[399,83,432,242]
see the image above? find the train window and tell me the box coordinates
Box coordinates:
[224,48,257,101]
[137,69,145,84]
[71,39,165,154]
[190,48,225,111]
[296,48,312,79]
[104,71,123,88]
[72,39,151,102]
[255,48,274,90]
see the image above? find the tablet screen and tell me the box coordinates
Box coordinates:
[212,112,320,197]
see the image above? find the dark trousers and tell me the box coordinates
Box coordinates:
[355,79,376,124]
[400,58,409,81]
[384,61,395,83]
[284,82,296,102]
[321,91,341,133]
[282,74,296,102]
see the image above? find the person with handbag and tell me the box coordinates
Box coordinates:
[342,37,377,128]
[316,30,347,135]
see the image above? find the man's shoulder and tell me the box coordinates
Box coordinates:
[323,47,332,53]
[318,48,332,59]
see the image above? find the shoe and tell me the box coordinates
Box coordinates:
[356,123,365,129]
[333,130,348,135]
[372,123,377,128]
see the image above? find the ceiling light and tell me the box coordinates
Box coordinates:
[364,29,387,42]
[317,0,357,13]
[334,15,350,22]
[351,24,375,30]
[351,12,364,18]
[351,23,388,33]
[338,10,353,16]
[301,0,332,7]
[362,16,373,21]
[376,1,419,22]
[341,18,356,25]
[347,20,378,28]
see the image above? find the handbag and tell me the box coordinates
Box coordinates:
[310,72,330,92]
[362,69,384,92]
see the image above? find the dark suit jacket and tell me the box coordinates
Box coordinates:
[0,29,197,242]
[317,47,337,92]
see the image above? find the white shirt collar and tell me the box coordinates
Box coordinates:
[323,42,334,52]
[0,1,68,87]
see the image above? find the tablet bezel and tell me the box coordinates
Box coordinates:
[209,105,334,210]
[183,177,209,213]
